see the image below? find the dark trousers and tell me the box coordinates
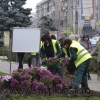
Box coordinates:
[50,62,63,78]
[72,58,91,89]
[87,70,91,79]
[17,52,25,69]
[28,56,31,67]
[87,59,92,79]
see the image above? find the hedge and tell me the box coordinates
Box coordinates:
[0,47,9,56]
[0,47,28,63]
[89,56,98,72]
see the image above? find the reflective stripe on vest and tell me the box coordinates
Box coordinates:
[77,49,85,56]
[70,43,91,67]
[75,52,89,64]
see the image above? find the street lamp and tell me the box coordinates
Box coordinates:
[57,0,61,31]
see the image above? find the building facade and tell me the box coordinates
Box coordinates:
[36,0,73,30]
[96,0,100,33]
[30,13,38,28]
[78,0,97,37]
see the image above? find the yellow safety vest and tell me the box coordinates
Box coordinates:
[31,41,44,56]
[40,41,43,48]
[63,43,92,68]
[42,39,57,56]
[31,52,36,55]
[72,40,80,44]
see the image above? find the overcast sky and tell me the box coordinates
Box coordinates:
[23,0,42,13]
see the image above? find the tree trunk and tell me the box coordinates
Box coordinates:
[97,70,100,80]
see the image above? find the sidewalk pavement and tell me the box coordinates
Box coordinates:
[0,60,100,91]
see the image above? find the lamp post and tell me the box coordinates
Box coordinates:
[73,0,76,34]
[57,0,61,31]
[47,0,49,16]
[76,6,80,36]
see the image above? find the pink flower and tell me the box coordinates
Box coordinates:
[2,75,12,82]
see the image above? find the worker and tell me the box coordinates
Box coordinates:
[58,39,92,93]
[41,34,63,78]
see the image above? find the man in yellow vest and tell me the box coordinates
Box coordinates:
[60,39,91,93]
[41,34,63,78]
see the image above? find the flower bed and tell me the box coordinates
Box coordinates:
[0,67,100,99]
[0,67,73,92]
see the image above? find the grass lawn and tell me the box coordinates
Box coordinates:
[90,71,97,74]
[7,97,100,100]
[0,71,9,76]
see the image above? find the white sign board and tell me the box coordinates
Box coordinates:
[12,28,41,52]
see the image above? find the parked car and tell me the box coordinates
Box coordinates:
[89,38,97,47]
[92,36,100,43]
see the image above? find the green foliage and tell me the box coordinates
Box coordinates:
[7,52,28,63]
[90,57,98,72]
[0,71,9,76]
[61,27,73,38]
[0,47,28,62]
[0,47,9,56]
[0,0,32,32]
[38,16,57,34]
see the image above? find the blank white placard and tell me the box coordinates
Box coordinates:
[12,28,41,52]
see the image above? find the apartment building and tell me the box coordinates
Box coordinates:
[36,0,73,30]
[29,13,38,28]
[96,0,100,33]
[78,0,96,37]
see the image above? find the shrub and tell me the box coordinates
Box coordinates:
[0,76,11,89]
[0,67,73,92]
[90,57,98,72]
[5,51,28,63]
[0,47,9,56]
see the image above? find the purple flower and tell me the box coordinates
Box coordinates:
[10,78,19,88]
[0,67,73,91]
[47,57,59,66]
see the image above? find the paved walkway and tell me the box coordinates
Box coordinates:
[0,60,100,91]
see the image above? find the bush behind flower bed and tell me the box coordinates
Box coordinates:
[0,47,28,62]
